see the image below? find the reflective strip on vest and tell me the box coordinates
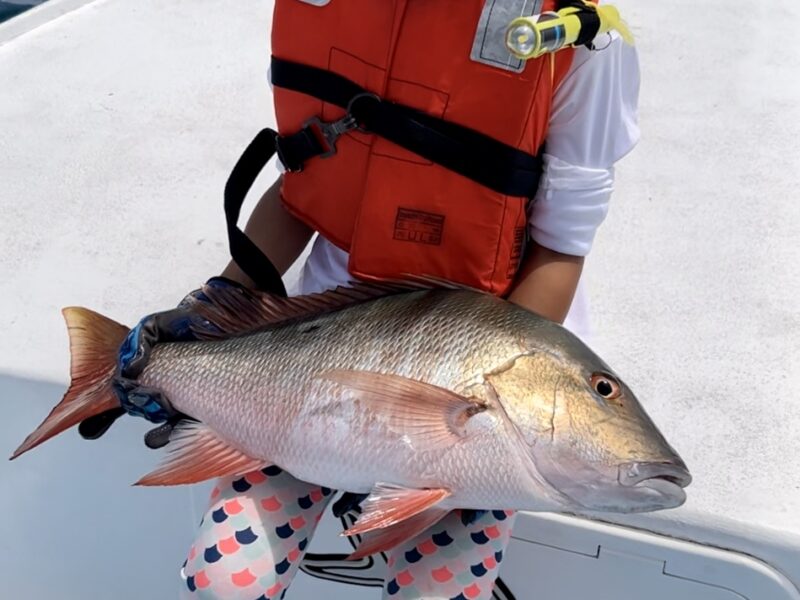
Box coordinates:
[471,0,544,73]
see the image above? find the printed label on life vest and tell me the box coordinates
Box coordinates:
[394,208,445,246]
[471,0,543,73]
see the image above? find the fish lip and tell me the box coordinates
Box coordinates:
[618,461,693,489]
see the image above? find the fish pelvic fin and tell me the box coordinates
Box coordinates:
[346,505,451,560]
[10,307,129,460]
[135,422,267,486]
[343,483,451,536]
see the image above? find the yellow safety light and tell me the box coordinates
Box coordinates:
[506,1,633,61]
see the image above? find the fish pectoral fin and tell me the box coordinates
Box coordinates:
[345,504,451,560]
[343,483,451,536]
[320,370,487,451]
[134,422,268,486]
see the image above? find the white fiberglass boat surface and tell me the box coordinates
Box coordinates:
[1,1,799,598]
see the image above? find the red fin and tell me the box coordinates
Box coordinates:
[343,483,450,536]
[135,422,267,486]
[192,280,434,340]
[321,370,487,452]
[346,506,451,560]
[397,274,488,295]
[11,307,128,459]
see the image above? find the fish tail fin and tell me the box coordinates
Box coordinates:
[10,307,129,459]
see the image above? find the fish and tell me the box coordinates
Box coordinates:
[11,281,691,558]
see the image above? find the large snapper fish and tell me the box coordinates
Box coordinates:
[12,282,690,557]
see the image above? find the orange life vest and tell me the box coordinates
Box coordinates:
[271,0,577,295]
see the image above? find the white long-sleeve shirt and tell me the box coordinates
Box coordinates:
[297,33,641,321]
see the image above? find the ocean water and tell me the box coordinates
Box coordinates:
[0,0,45,23]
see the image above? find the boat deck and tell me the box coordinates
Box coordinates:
[1,0,798,597]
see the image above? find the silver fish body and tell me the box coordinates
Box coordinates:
[139,288,690,515]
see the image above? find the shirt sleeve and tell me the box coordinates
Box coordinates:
[528,31,641,257]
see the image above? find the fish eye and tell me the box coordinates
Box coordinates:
[590,373,621,401]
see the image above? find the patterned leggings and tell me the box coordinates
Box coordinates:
[180,466,515,600]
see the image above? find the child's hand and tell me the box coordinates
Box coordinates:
[77,277,244,442]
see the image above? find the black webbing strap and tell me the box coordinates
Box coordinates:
[271,59,365,108]
[270,58,543,197]
[225,118,343,293]
[225,130,287,296]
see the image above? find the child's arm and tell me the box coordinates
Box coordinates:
[508,244,583,324]
[510,34,641,324]
[221,175,314,287]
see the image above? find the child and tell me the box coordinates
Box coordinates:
[95,2,640,598]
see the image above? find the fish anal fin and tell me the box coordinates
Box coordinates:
[346,506,451,560]
[343,483,451,536]
[321,370,487,452]
[135,422,267,486]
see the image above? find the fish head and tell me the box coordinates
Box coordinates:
[487,327,691,514]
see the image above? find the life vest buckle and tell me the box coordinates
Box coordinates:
[303,113,358,159]
[346,92,380,131]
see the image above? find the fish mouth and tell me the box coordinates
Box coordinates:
[618,461,692,506]
[619,461,692,488]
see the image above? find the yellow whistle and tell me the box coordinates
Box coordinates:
[506,2,633,60]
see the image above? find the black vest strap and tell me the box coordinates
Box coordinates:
[270,57,543,198]
[223,129,287,296]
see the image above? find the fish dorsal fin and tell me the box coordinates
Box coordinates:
[343,483,451,536]
[192,280,435,340]
[320,370,489,452]
[135,422,267,486]
[346,505,451,560]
